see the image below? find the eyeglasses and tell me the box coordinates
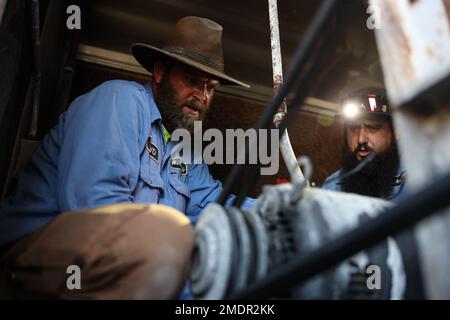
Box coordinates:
[172,64,219,98]
[182,73,218,97]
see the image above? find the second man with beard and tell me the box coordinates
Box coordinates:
[322,87,407,202]
[322,87,425,299]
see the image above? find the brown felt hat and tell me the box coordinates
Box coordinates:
[131,16,249,88]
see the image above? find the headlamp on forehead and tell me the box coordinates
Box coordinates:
[338,91,390,120]
[342,102,360,118]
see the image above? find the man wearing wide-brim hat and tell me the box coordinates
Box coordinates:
[132,16,249,135]
[0,16,254,299]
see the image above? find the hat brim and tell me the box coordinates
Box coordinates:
[131,43,250,88]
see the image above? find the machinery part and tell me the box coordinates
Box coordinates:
[290,156,312,203]
[370,0,450,110]
[372,0,450,299]
[190,204,233,299]
[280,133,304,184]
[244,208,269,281]
[190,204,269,299]
[232,169,450,299]
[254,183,299,270]
[192,180,410,299]
[289,188,404,299]
[225,206,251,293]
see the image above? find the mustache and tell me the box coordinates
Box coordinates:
[184,99,206,112]
[354,143,374,154]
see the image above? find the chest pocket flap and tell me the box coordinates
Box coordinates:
[168,173,190,199]
[139,151,164,190]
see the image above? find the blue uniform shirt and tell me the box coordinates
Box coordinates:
[322,162,408,203]
[0,80,254,245]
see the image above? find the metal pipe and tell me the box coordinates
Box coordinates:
[268,0,305,184]
[231,170,450,299]
[29,0,40,138]
[268,0,286,122]
[218,0,340,205]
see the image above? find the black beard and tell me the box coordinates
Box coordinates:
[341,141,400,199]
[155,74,208,135]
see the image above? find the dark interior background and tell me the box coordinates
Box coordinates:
[1,0,385,198]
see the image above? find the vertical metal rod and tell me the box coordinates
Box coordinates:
[29,0,40,138]
[219,0,339,205]
[268,0,305,184]
[268,0,286,121]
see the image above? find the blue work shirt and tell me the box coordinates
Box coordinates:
[322,163,408,203]
[0,80,254,246]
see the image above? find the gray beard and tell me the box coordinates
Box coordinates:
[154,75,208,135]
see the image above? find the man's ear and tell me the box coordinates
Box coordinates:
[153,60,165,85]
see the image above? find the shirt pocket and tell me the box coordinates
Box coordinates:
[168,173,191,212]
[134,153,164,203]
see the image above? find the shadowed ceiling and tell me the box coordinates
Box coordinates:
[78,0,385,107]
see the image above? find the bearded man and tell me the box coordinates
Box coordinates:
[322,87,406,202]
[322,87,425,299]
[0,16,253,299]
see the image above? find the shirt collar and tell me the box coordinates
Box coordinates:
[144,81,163,125]
[393,160,407,186]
